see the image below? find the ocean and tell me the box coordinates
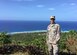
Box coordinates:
[0,20,77,33]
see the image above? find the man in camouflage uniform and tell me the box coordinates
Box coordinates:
[46,16,61,55]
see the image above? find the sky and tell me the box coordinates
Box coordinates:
[0,0,77,21]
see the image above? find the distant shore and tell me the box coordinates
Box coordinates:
[7,30,69,35]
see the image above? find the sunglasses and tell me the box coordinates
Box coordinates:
[50,18,55,20]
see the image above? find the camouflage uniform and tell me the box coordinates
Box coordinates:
[46,23,61,55]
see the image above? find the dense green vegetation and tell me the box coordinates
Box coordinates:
[0,30,77,55]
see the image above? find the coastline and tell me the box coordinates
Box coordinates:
[7,30,69,35]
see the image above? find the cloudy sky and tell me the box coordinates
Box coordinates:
[0,0,77,21]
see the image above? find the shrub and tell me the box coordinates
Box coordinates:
[0,32,11,45]
[66,32,77,54]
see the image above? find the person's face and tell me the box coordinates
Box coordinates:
[50,19,55,24]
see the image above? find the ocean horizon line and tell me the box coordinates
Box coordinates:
[0,19,77,22]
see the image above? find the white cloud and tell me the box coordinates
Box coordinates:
[36,5,44,8]
[61,3,76,6]
[24,0,34,1]
[11,0,34,2]
[48,8,55,11]
[12,0,22,1]
[70,3,76,5]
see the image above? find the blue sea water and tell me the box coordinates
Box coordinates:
[0,20,77,32]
